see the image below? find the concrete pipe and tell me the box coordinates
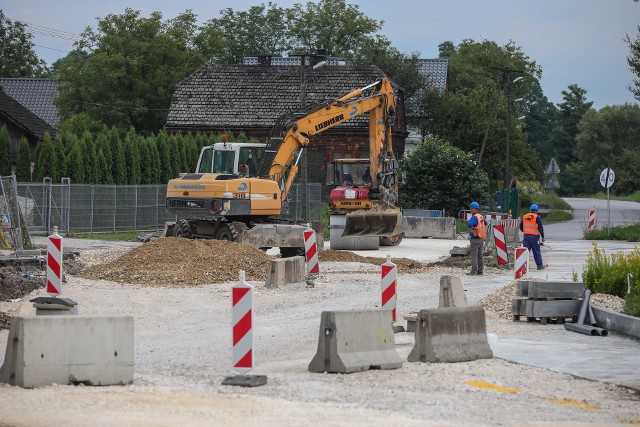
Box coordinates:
[587,304,598,327]
[564,322,599,336]
[577,289,592,325]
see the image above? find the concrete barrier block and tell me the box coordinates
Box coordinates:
[403,217,456,239]
[408,306,493,363]
[309,310,402,373]
[265,256,306,288]
[439,276,468,308]
[512,299,527,316]
[524,300,581,318]
[265,258,286,288]
[516,281,584,299]
[0,315,134,388]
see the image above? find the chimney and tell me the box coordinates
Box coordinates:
[311,48,328,68]
[257,54,272,66]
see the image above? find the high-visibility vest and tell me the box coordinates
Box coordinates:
[471,213,486,238]
[522,213,540,235]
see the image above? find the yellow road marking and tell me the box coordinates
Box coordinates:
[545,398,599,411]
[465,381,522,393]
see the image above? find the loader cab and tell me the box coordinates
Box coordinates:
[196,142,265,176]
[326,159,371,187]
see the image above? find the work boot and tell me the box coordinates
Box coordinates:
[477,271,484,275]
[466,271,477,276]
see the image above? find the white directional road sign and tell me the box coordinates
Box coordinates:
[600,168,615,188]
[546,158,560,174]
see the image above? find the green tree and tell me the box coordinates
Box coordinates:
[156,130,174,182]
[522,79,558,168]
[55,9,211,134]
[575,104,640,195]
[109,127,127,185]
[205,3,288,63]
[79,131,97,183]
[15,137,31,181]
[284,0,382,58]
[96,128,113,184]
[0,126,11,175]
[32,133,59,182]
[0,11,48,77]
[399,138,490,215]
[64,137,86,184]
[123,129,141,184]
[625,25,640,102]
[547,84,593,167]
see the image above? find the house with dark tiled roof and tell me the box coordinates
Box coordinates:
[166,61,408,185]
[0,78,59,163]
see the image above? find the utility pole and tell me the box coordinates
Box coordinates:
[488,67,524,189]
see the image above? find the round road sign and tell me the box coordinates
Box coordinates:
[599,168,615,188]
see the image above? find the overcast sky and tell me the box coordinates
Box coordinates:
[3,0,640,109]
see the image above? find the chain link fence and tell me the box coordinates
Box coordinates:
[13,179,323,235]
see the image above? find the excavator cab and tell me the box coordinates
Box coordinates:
[327,158,406,243]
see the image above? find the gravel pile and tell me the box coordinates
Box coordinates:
[79,237,274,286]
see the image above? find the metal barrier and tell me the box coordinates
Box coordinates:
[15,179,323,235]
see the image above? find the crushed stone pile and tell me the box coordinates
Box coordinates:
[479,281,625,320]
[79,237,274,286]
[318,249,427,273]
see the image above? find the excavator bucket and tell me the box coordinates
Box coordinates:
[342,211,407,238]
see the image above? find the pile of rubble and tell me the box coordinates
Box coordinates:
[318,250,427,273]
[79,238,274,286]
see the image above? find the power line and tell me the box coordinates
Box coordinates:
[17,20,83,42]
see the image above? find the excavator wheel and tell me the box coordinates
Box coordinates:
[173,219,194,239]
[380,233,404,247]
[215,223,239,242]
[280,247,305,258]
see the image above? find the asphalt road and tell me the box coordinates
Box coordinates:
[545,197,640,241]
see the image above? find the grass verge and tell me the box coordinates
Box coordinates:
[66,231,142,241]
[584,224,640,242]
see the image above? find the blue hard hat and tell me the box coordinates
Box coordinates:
[469,201,480,209]
[530,204,539,211]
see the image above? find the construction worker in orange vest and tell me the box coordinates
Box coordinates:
[467,201,487,275]
[519,204,546,270]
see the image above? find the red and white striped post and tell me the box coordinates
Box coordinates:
[514,247,528,280]
[303,227,319,275]
[493,225,509,265]
[232,270,253,373]
[47,226,63,296]
[588,209,596,231]
[381,255,397,322]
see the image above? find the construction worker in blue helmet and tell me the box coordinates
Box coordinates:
[467,201,487,275]
[519,203,546,270]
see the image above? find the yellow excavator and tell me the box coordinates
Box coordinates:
[165,77,406,255]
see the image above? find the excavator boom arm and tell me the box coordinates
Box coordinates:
[266,78,397,204]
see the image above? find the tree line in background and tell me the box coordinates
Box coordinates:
[0,125,251,184]
[2,3,640,206]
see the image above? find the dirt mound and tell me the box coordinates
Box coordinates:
[79,238,274,286]
[318,249,427,273]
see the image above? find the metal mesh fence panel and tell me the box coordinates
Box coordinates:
[16,182,321,234]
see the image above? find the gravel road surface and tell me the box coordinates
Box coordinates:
[0,236,638,426]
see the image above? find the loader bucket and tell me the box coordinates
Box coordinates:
[342,211,407,238]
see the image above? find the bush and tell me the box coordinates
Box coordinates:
[582,243,640,317]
